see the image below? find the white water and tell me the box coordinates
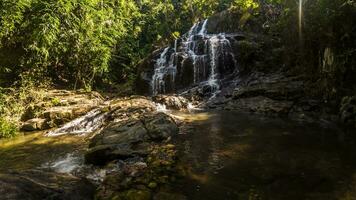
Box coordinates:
[151,19,237,98]
[46,108,108,137]
[155,103,169,113]
[198,19,208,35]
[43,153,82,174]
[152,47,170,95]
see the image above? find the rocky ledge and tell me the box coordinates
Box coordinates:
[178,72,338,123]
[21,90,104,131]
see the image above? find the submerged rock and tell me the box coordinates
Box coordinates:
[0,170,95,200]
[85,113,178,165]
[95,144,179,200]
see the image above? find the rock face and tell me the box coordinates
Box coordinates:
[85,113,178,165]
[0,170,95,200]
[221,73,304,115]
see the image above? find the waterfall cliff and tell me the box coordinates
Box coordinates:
[137,18,242,97]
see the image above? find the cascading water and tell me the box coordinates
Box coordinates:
[46,107,109,137]
[43,153,83,174]
[152,47,170,95]
[151,19,238,97]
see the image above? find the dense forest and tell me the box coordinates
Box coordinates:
[0,0,263,137]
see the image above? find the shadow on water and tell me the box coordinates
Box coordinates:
[174,111,356,200]
[0,131,87,172]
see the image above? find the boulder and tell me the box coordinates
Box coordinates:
[85,113,178,165]
[21,118,48,131]
[0,170,95,200]
[152,95,189,110]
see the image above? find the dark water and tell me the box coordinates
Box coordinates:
[174,111,356,200]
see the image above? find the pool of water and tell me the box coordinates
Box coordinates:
[173,111,356,200]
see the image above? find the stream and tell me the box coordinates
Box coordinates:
[1,109,356,199]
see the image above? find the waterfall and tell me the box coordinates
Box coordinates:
[151,19,237,97]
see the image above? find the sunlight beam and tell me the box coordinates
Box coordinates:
[299,0,303,42]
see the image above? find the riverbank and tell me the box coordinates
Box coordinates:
[0,90,355,199]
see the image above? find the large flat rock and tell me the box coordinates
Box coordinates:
[85,113,178,165]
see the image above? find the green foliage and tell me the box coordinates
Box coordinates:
[0,85,46,138]
[50,97,61,106]
[231,0,259,11]
[0,0,141,88]
[0,117,18,138]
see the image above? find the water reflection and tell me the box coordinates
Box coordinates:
[174,111,356,200]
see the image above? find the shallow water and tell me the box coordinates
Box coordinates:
[174,111,356,200]
[0,131,88,172]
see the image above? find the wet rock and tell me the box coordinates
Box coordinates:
[340,96,356,127]
[21,118,48,131]
[85,113,178,165]
[288,99,325,122]
[0,170,95,200]
[152,95,189,110]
